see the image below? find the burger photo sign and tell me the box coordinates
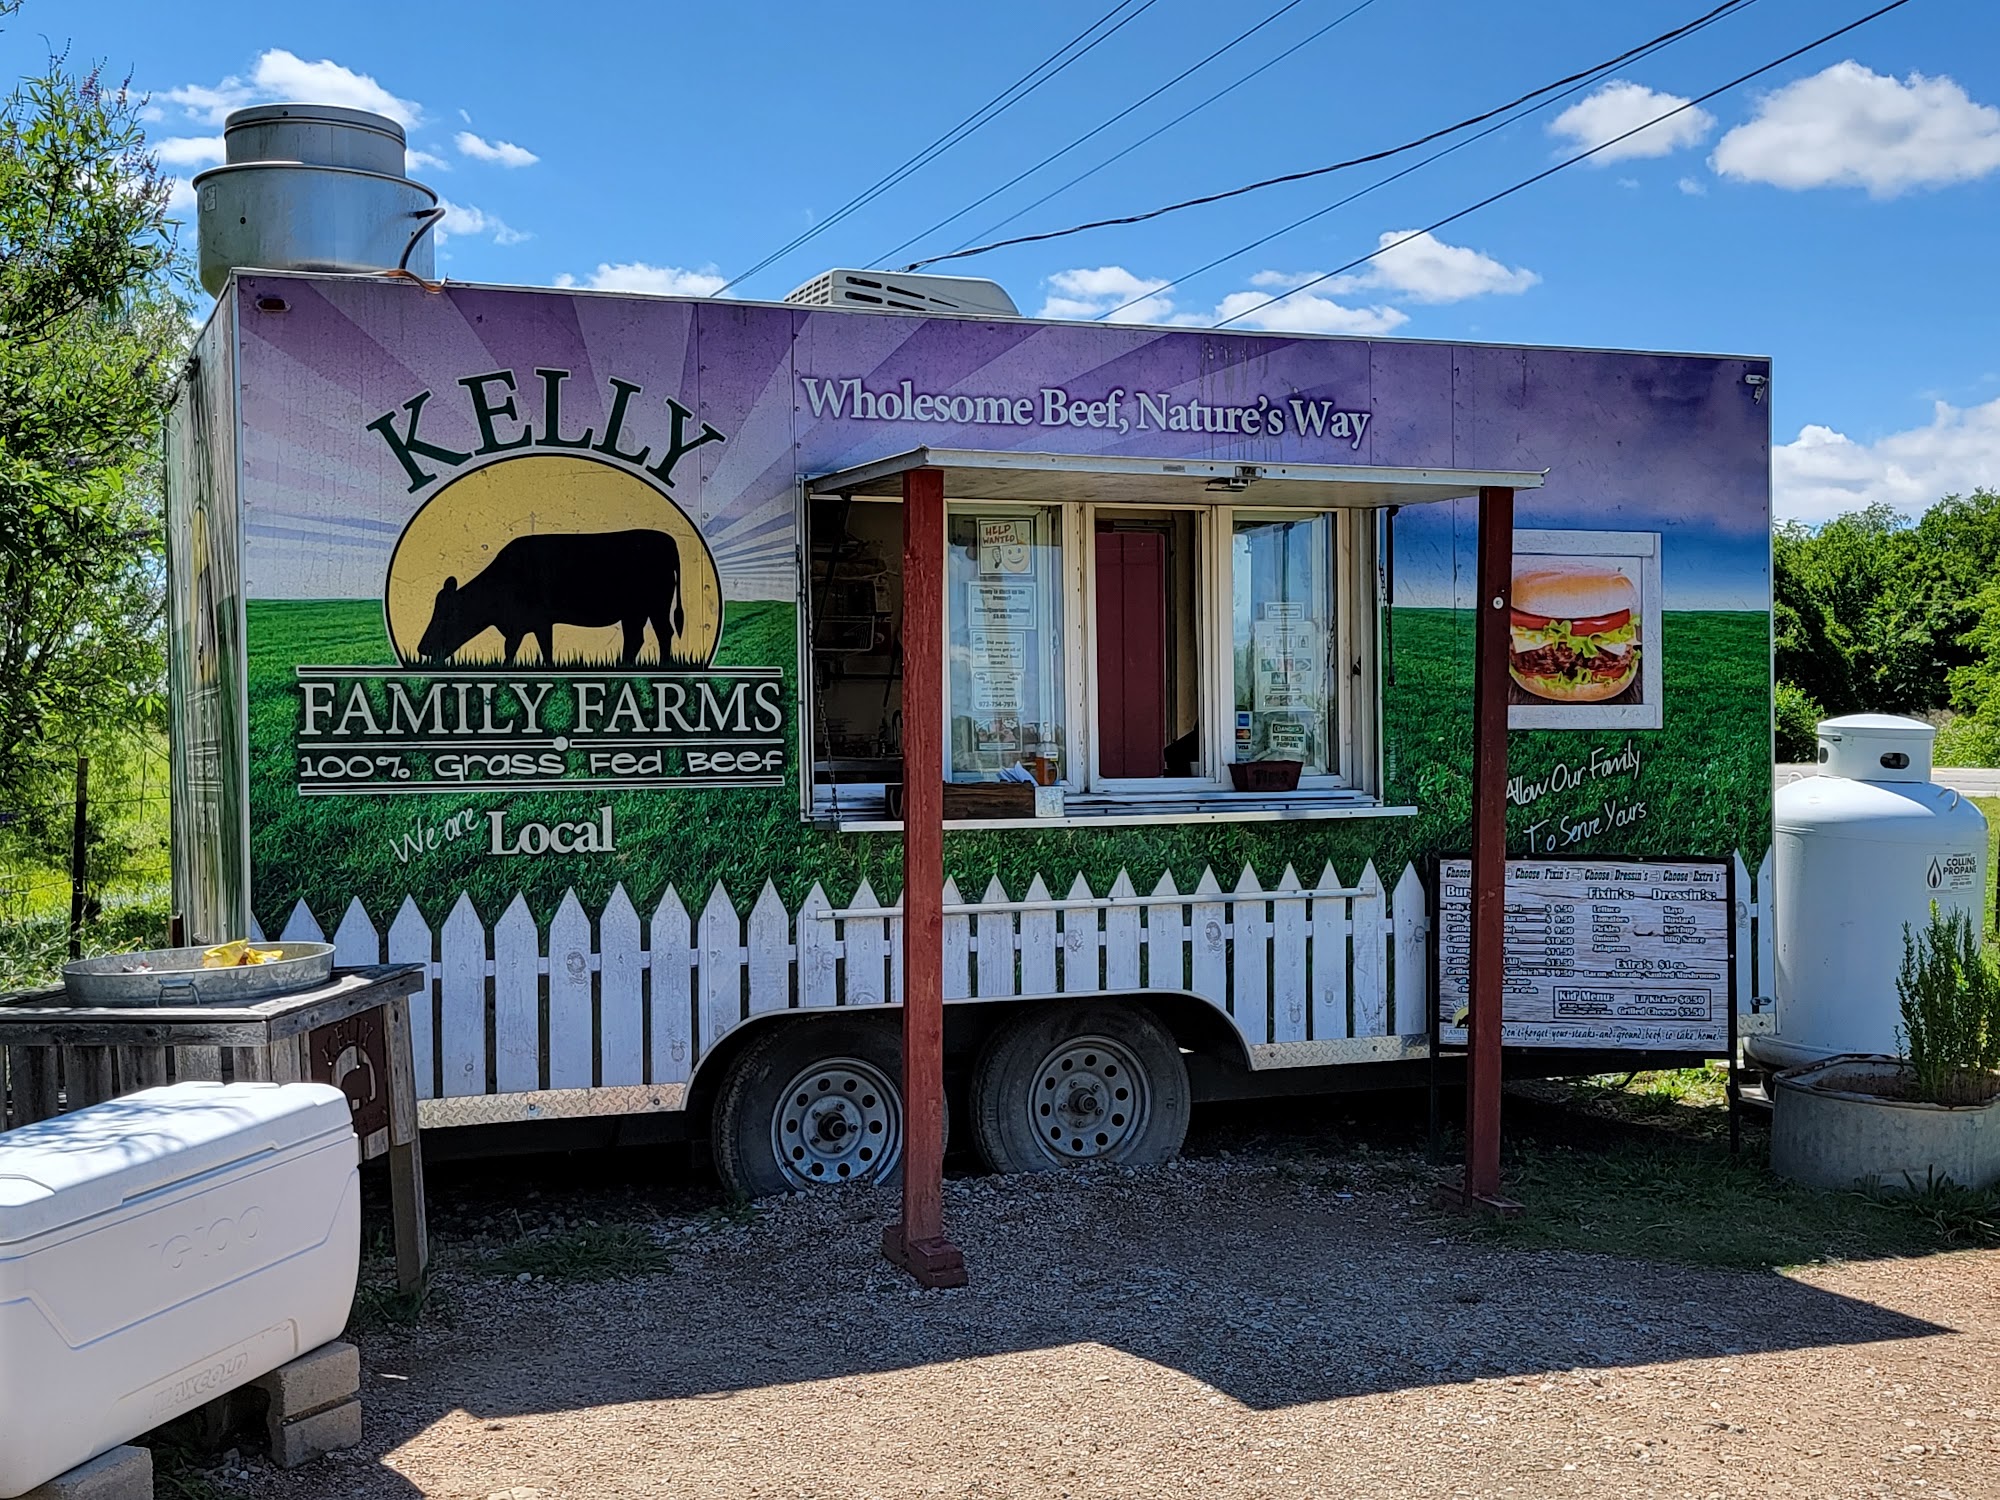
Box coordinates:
[1507,530,1663,729]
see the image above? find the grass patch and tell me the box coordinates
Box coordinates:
[696,1194,762,1230]
[1476,1070,2000,1269]
[484,1221,674,1282]
[146,1439,237,1500]
[0,884,171,991]
[349,1270,454,1334]
[1532,1066,1733,1128]
[1482,1138,2000,1269]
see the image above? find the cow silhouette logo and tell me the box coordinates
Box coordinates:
[383,453,722,668]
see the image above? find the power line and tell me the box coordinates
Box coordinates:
[717,0,1163,296]
[903,0,1752,272]
[870,0,1337,271]
[935,0,1383,268]
[1211,0,1912,329]
[1094,0,1762,321]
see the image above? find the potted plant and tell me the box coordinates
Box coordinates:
[1771,904,2000,1192]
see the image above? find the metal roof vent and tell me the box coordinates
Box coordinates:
[194,104,441,295]
[784,269,1017,317]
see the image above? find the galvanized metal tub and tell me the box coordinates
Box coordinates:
[224,103,407,174]
[194,162,438,295]
[61,943,336,1007]
[1770,1054,2000,1192]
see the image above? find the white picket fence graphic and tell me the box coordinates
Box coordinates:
[258,849,1776,1107]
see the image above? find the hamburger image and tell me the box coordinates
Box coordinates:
[1508,563,1641,704]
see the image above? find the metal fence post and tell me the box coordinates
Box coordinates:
[67,755,90,960]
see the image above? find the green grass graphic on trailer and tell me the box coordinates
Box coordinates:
[249,601,1769,930]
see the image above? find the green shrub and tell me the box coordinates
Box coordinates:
[1774,681,1826,761]
[1896,903,2000,1105]
[1935,714,2000,769]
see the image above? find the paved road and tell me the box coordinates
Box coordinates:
[1777,763,2000,795]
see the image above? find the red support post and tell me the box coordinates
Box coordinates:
[1463,485,1519,1214]
[882,466,967,1288]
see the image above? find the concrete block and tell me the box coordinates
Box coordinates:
[19,1445,152,1500]
[254,1340,360,1422]
[269,1397,362,1470]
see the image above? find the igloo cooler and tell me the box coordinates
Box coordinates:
[0,1082,359,1496]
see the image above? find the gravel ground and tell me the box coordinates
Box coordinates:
[237,1139,2000,1500]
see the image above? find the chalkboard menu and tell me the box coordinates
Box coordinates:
[1436,858,1734,1050]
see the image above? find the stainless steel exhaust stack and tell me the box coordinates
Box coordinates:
[194,104,440,295]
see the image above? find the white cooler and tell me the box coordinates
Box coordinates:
[0,1082,359,1497]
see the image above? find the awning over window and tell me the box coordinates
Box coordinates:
[806,447,1545,509]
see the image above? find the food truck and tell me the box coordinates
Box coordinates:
[167,119,1776,1197]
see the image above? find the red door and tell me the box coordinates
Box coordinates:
[1095,527,1167,778]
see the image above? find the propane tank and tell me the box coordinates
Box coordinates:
[1751,714,1989,1069]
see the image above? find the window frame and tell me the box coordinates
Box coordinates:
[1079,500,1220,796]
[801,486,1383,823]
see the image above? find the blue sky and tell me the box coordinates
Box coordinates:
[27,0,2000,524]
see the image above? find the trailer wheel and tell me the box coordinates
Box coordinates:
[970,1003,1189,1174]
[712,1019,910,1198]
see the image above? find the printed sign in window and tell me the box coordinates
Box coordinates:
[968,578,1037,631]
[977,518,1034,576]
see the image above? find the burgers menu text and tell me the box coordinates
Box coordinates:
[1436,858,1734,1050]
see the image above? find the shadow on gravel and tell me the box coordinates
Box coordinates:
[335,1089,1952,1464]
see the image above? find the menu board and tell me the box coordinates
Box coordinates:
[1436,858,1733,1050]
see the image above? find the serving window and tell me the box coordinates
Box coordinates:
[803,451,1542,828]
[806,488,1379,823]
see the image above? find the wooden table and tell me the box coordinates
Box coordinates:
[0,964,429,1291]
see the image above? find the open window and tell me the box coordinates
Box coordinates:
[803,450,1542,827]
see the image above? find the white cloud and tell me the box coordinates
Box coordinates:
[1678,176,1707,196]
[153,135,224,167]
[406,148,450,173]
[436,199,528,246]
[561,262,726,297]
[1344,231,1538,304]
[1774,398,2000,524]
[1548,80,1713,162]
[454,131,538,168]
[164,177,197,216]
[1711,61,2000,198]
[163,80,253,127]
[164,49,421,128]
[1037,266,1175,323]
[1210,289,1406,336]
[1035,241,1534,333]
[249,50,421,126]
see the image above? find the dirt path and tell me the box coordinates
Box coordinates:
[254,1155,2000,1500]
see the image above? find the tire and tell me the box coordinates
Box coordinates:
[712,1018,913,1199]
[970,1002,1190,1174]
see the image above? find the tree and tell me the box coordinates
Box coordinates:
[0,18,187,836]
[1774,492,2000,721]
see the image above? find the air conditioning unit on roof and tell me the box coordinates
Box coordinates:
[785,269,1018,317]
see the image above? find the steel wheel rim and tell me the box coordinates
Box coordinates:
[771,1056,901,1189]
[1029,1034,1150,1163]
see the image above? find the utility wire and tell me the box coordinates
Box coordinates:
[871,0,1335,271]
[937,0,1382,266]
[904,0,1751,272]
[1211,0,1911,329]
[717,0,1162,296]
[1095,0,1761,321]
